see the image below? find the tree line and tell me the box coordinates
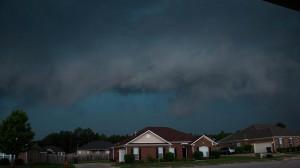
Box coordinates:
[38,127,129,153]
[0,109,130,155]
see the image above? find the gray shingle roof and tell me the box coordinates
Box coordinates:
[219,124,299,144]
[78,141,113,150]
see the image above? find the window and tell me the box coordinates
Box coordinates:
[288,137,293,147]
[133,147,139,160]
[279,138,283,145]
[158,147,164,159]
[169,147,175,155]
[236,143,241,147]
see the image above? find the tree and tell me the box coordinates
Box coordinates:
[210,130,232,141]
[0,110,34,158]
[276,122,286,128]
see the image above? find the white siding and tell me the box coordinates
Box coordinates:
[130,132,166,144]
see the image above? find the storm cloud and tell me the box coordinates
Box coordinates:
[0,0,300,137]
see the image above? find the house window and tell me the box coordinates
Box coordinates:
[133,147,139,160]
[158,147,164,159]
[279,138,283,145]
[237,143,241,147]
[288,138,293,147]
[169,147,175,155]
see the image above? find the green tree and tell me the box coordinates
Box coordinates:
[0,110,34,157]
[276,122,286,128]
[215,130,232,141]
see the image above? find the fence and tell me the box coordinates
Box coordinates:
[76,153,110,162]
[22,152,110,164]
[0,153,15,161]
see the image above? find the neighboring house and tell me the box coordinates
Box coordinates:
[111,127,217,162]
[43,145,65,156]
[18,143,44,163]
[77,141,113,156]
[218,124,300,153]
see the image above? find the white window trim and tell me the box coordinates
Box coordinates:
[158,147,164,159]
[133,147,139,160]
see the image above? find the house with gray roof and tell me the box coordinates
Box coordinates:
[77,141,113,159]
[218,124,300,153]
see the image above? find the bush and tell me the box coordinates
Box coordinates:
[277,146,300,153]
[0,158,10,165]
[235,145,253,154]
[193,151,203,160]
[147,156,156,162]
[210,151,221,159]
[124,154,135,163]
[14,159,24,165]
[164,152,175,162]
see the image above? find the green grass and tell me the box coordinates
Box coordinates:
[116,155,284,168]
[0,163,75,168]
[78,160,111,164]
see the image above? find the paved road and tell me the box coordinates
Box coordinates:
[75,159,300,168]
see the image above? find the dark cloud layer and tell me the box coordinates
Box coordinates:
[0,0,300,136]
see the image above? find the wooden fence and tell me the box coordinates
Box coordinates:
[20,152,110,164]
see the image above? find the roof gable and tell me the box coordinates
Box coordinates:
[126,130,170,145]
[117,127,195,146]
[192,135,217,145]
[142,127,194,142]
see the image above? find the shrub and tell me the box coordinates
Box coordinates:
[164,152,175,162]
[210,151,221,159]
[235,145,253,154]
[277,147,300,153]
[124,154,135,163]
[193,151,203,160]
[0,158,10,165]
[147,156,156,162]
[14,159,24,165]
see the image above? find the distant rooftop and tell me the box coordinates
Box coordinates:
[78,141,113,150]
[219,124,299,144]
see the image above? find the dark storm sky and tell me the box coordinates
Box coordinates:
[0,0,300,139]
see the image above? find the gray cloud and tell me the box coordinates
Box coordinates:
[0,0,300,119]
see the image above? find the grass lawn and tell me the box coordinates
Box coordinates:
[117,155,284,168]
[0,163,75,168]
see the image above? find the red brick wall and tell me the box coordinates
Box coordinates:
[274,137,300,149]
[192,137,214,153]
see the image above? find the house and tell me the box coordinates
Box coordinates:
[43,145,65,156]
[218,124,300,153]
[77,140,113,156]
[18,143,44,163]
[111,127,217,162]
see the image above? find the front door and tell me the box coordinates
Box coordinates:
[119,149,126,162]
[182,147,187,159]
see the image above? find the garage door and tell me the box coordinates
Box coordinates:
[119,149,126,162]
[253,142,272,153]
[199,146,209,157]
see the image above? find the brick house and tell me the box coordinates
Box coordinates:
[110,127,217,162]
[218,124,300,153]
